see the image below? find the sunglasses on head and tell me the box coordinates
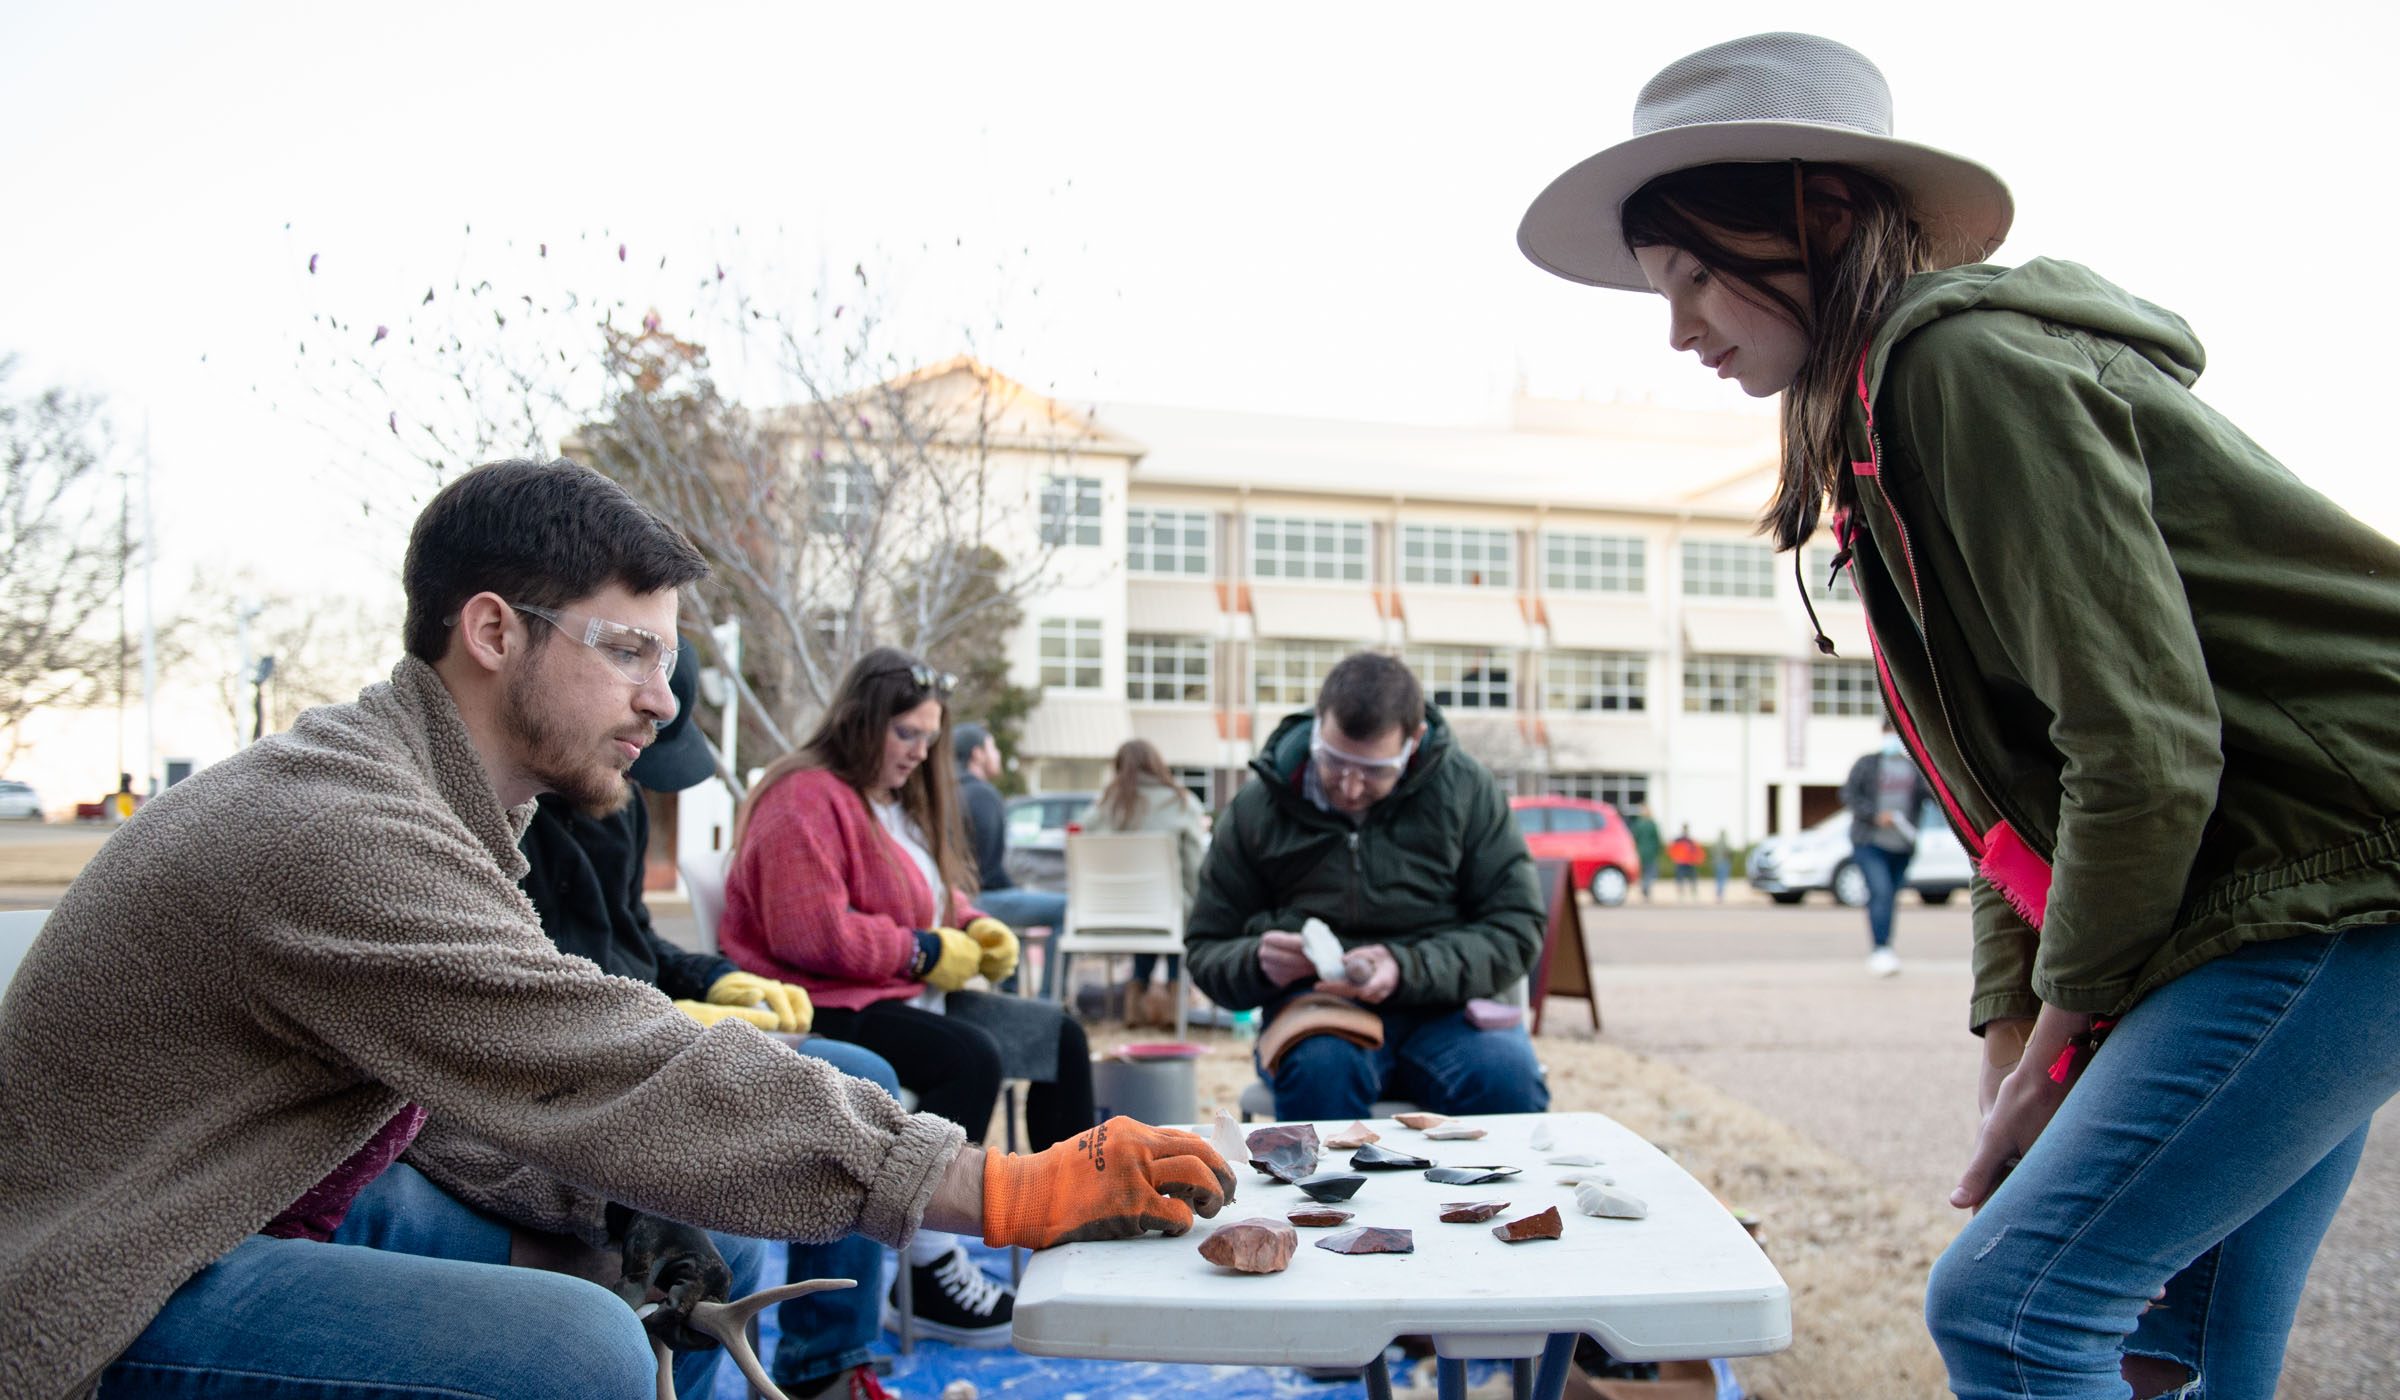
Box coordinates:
[890,662,956,697]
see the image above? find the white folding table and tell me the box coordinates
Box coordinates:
[1011,1111,1788,1400]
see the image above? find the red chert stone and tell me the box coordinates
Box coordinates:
[1314,1226,1415,1255]
[1492,1206,1564,1243]
[1439,1200,1511,1223]
[1198,1218,1299,1274]
[1287,1207,1355,1227]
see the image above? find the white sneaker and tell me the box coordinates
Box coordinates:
[1866,948,1901,978]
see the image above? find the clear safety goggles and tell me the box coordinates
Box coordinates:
[1309,729,1417,787]
[511,602,678,687]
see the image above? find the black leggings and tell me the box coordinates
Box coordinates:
[811,999,1095,1150]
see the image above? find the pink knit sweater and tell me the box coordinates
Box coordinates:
[719,767,985,1010]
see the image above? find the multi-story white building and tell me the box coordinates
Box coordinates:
[1006,390,1887,847]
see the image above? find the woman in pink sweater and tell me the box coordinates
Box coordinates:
[720,647,1093,1345]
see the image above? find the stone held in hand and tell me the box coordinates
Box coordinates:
[1575,1183,1650,1220]
[1348,1142,1434,1171]
[1493,1206,1564,1243]
[1245,1123,1321,1182]
[1423,1165,1522,1186]
[1438,1200,1511,1223]
[1292,1172,1368,1203]
[1325,1120,1381,1150]
[1287,1207,1355,1227]
[1423,1124,1487,1141]
[1299,918,1349,982]
[1315,1225,1415,1255]
[1393,1112,1452,1131]
[1198,1217,1299,1274]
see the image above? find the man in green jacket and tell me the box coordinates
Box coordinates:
[1185,652,1548,1121]
[1626,804,1663,901]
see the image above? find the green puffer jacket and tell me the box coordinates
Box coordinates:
[1841,258,2400,1032]
[1183,705,1545,1012]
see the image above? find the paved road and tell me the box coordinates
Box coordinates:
[1585,896,2399,1397]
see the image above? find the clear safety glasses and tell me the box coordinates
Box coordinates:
[510,602,678,686]
[1309,730,1417,788]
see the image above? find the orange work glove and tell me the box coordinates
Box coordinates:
[981,1117,1236,1249]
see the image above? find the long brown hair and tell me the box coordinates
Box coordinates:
[1097,738,1189,829]
[1621,161,1928,550]
[734,646,978,915]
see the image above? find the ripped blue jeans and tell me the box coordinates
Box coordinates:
[1926,924,2400,1399]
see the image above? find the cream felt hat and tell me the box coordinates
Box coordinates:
[1517,32,2013,292]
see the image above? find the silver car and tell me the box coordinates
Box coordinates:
[1000,791,1095,893]
[0,780,42,821]
[1747,805,1970,906]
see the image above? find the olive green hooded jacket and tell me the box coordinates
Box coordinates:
[1183,705,1545,1012]
[1841,259,2400,1031]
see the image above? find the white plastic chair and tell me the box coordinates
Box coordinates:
[677,852,728,955]
[0,907,47,993]
[1053,833,1189,1041]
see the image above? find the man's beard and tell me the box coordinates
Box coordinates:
[502,660,634,817]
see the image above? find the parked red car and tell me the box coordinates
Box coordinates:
[1507,795,1640,906]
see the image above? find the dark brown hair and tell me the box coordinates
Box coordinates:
[1317,651,1425,741]
[1620,162,1928,549]
[735,646,976,913]
[401,458,707,663]
[1097,738,1190,830]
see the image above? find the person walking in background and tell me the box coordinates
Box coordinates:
[1665,826,1704,900]
[953,722,1068,996]
[1711,830,1732,902]
[1846,723,1934,978]
[1626,802,1663,901]
[1520,29,2400,1393]
[1073,739,1210,1029]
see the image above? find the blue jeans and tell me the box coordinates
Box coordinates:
[1852,842,1912,949]
[975,886,1069,998]
[326,1163,766,1399]
[1261,1000,1549,1120]
[1926,925,2400,1399]
[99,1231,658,1400]
[104,1036,901,1399]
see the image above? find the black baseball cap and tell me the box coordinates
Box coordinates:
[628,643,715,793]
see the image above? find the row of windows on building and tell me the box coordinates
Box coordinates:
[1108,496,1859,600]
[817,461,1857,599]
[1044,623,1885,717]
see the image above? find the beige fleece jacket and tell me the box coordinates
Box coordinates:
[0,658,965,1400]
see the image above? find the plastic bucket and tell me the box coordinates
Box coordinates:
[1091,1054,1199,1127]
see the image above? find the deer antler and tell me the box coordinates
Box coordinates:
[647,1277,857,1400]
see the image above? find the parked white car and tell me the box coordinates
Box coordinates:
[1747,805,1971,906]
[0,780,41,821]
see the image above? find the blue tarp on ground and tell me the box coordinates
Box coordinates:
[718,1241,1740,1400]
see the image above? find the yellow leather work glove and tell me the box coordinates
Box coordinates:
[982,1117,1236,1249]
[674,999,779,1030]
[963,916,1020,984]
[706,970,814,1034]
[916,927,983,992]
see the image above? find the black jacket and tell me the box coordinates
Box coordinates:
[517,789,733,1001]
[957,769,1014,891]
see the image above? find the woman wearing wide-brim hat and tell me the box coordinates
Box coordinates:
[1520,32,2400,1399]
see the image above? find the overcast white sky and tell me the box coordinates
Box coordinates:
[4,0,2394,602]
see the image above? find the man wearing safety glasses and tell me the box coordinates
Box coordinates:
[0,458,1230,1399]
[1184,652,1551,1123]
